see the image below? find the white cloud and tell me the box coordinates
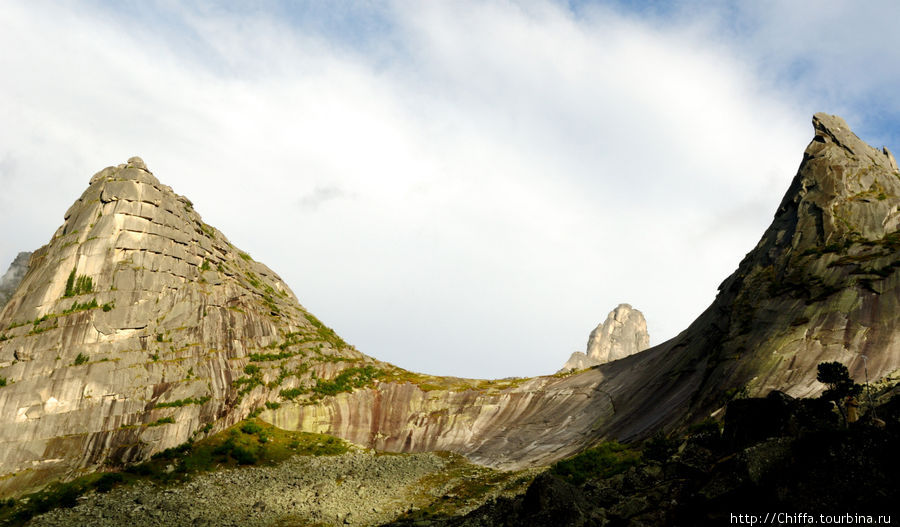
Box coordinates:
[0,0,881,378]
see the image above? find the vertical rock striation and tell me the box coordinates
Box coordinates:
[0,157,370,495]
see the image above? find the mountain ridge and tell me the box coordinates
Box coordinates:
[1,113,898,501]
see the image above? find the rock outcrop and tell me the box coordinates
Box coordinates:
[0,251,31,309]
[559,304,649,372]
[0,157,372,496]
[592,113,900,441]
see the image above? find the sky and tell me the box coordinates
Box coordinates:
[1,0,898,379]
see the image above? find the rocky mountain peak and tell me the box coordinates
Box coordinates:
[811,113,898,172]
[559,303,649,372]
[0,158,372,495]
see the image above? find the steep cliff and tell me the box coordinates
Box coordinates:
[559,303,649,372]
[595,113,900,440]
[0,158,375,495]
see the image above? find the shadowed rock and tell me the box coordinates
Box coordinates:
[0,252,31,310]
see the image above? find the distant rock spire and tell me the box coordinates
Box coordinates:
[559,304,649,372]
[0,252,31,310]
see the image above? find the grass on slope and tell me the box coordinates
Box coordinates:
[0,419,349,526]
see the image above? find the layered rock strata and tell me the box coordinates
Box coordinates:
[559,303,649,372]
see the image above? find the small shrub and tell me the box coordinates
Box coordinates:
[265,401,281,410]
[279,387,306,400]
[63,298,98,314]
[73,353,89,366]
[95,472,124,493]
[642,432,679,462]
[0,377,7,387]
[244,364,260,375]
[154,396,210,409]
[200,259,211,271]
[101,302,114,312]
[148,416,175,427]
[552,441,642,485]
[817,361,863,423]
[239,252,252,261]
[231,445,258,465]
[241,422,263,435]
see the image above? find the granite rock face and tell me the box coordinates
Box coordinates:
[0,251,31,309]
[0,157,615,497]
[0,157,372,496]
[560,304,649,372]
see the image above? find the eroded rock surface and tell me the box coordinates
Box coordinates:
[560,304,649,372]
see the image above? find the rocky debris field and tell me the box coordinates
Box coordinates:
[25,449,536,527]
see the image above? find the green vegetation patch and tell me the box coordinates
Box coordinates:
[0,419,351,526]
[551,441,643,485]
[63,268,93,297]
[396,452,539,523]
[147,416,176,427]
[304,313,347,349]
[63,298,98,314]
[249,350,297,362]
[310,365,382,399]
[73,353,89,366]
[153,396,211,409]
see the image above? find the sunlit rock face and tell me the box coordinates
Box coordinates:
[559,304,649,372]
[0,157,371,496]
[265,373,616,471]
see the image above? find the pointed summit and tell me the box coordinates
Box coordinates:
[559,304,649,372]
[0,159,371,495]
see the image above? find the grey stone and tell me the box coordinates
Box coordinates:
[0,251,31,310]
[585,303,650,364]
[559,304,650,372]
